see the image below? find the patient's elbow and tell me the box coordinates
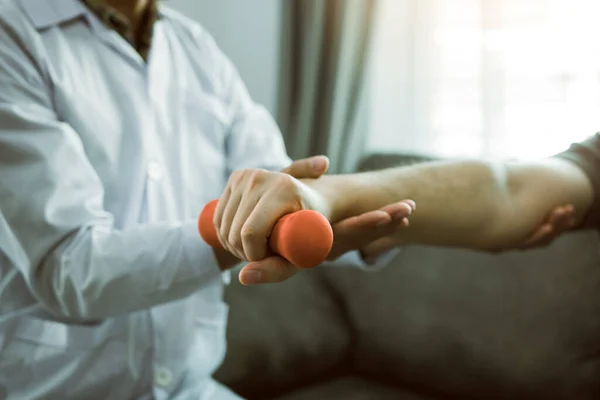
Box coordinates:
[472,161,522,250]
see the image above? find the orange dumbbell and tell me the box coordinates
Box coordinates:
[198,199,333,268]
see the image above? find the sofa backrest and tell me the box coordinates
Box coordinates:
[325,152,600,399]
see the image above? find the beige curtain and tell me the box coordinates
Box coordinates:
[277,0,378,173]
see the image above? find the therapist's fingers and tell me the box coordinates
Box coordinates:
[520,204,576,249]
[327,200,414,261]
[548,205,576,230]
[239,256,300,285]
[520,224,554,249]
[280,155,330,179]
[328,213,408,261]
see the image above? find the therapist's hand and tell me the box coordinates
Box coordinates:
[282,155,414,262]
[280,155,331,180]
[359,203,577,261]
[518,204,576,250]
[237,200,413,285]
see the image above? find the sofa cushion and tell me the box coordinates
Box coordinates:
[324,231,600,399]
[215,267,353,399]
[272,376,433,400]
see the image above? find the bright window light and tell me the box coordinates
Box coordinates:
[368,0,600,160]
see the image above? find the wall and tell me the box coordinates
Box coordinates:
[168,0,283,114]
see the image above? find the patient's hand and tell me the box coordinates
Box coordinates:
[212,155,415,284]
[213,157,415,262]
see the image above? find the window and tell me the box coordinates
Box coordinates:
[367,0,600,160]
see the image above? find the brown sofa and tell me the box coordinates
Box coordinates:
[214,154,600,399]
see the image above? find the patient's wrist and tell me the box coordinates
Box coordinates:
[304,175,358,222]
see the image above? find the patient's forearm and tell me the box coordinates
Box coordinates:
[309,160,512,249]
[307,158,592,250]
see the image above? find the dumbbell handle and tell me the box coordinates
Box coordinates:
[198,199,334,269]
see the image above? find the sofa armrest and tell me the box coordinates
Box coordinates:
[215,269,353,399]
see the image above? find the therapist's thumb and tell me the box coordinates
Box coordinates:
[281,155,330,179]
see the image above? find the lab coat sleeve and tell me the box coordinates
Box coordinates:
[0,23,222,321]
[192,29,292,173]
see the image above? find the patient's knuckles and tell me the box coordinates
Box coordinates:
[227,229,243,253]
[275,179,306,210]
[228,170,244,188]
[240,225,260,247]
[245,168,274,189]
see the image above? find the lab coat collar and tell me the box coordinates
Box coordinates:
[17,0,165,30]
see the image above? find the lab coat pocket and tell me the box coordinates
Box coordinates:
[181,91,230,206]
[189,298,230,377]
[0,316,123,396]
[182,91,229,167]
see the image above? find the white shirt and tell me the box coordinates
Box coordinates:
[0,0,390,399]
